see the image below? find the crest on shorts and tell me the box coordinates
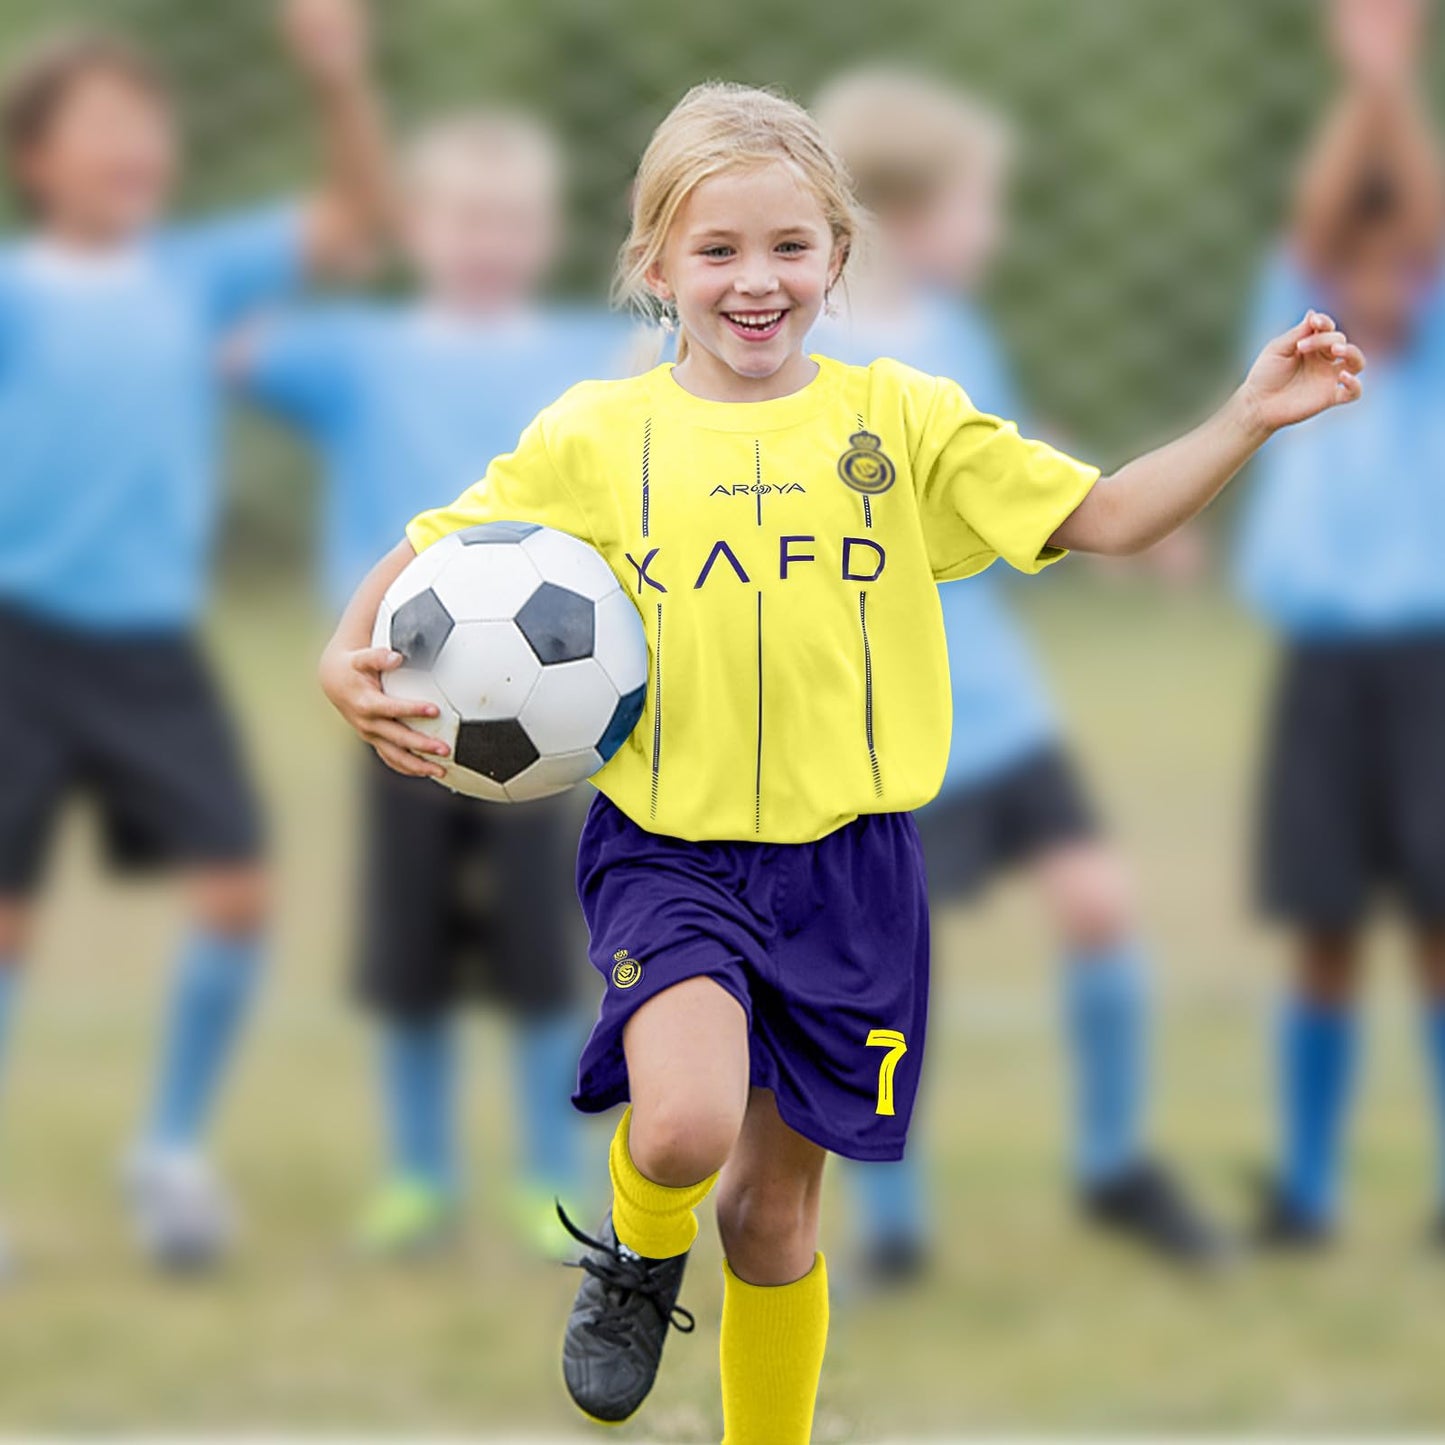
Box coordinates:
[837,430,896,496]
[611,948,642,989]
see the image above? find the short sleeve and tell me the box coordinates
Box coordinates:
[405,407,593,554]
[165,203,305,332]
[910,373,1100,580]
[240,307,354,434]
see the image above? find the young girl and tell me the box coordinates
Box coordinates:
[0,0,386,1272]
[235,110,631,1259]
[321,82,1362,1442]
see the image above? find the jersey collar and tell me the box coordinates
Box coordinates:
[648,353,840,431]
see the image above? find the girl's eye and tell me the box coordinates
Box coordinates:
[701,246,733,259]
[777,241,808,254]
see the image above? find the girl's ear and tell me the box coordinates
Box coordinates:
[827,240,849,291]
[642,257,673,303]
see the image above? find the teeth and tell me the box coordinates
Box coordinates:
[728,311,783,330]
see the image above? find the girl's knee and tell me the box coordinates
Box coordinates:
[0,900,32,959]
[715,1174,820,1266]
[628,1099,739,1185]
[189,865,270,938]
[1297,931,1361,1005]
[1042,844,1136,949]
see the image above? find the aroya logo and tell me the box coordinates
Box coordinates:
[710,483,806,497]
[610,948,642,989]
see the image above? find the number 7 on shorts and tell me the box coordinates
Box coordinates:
[866,1028,908,1116]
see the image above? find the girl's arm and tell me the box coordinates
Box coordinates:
[318,538,451,779]
[1295,0,1443,272]
[1050,311,1364,556]
[283,0,394,278]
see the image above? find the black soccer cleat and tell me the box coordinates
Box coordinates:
[1081,1157,1230,1267]
[1428,1210,1445,1252]
[1251,1180,1333,1252]
[557,1203,694,1425]
[856,1233,930,1293]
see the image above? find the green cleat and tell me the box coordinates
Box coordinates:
[353,1177,456,1260]
[509,1181,583,1262]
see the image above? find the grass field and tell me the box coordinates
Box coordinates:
[2,573,1443,1440]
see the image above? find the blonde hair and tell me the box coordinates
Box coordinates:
[813,67,1012,221]
[402,107,562,201]
[614,81,867,362]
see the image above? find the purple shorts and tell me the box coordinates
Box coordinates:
[572,793,930,1161]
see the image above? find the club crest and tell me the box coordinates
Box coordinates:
[611,948,642,989]
[837,430,896,495]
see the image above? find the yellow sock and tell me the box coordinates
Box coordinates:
[720,1253,829,1445]
[608,1105,717,1258]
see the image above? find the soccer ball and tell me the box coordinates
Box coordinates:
[372,521,648,802]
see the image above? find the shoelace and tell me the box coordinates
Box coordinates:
[555,1203,696,1343]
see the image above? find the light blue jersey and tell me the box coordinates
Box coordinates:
[241,304,634,613]
[812,292,1058,791]
[1236,250,1445,638]
[0,207,303,630]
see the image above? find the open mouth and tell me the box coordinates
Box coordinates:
[723,309,787,341]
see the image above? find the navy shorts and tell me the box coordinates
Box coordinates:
[1258,634,1445,927]
[572,793,930,1162]
[0,602,263,895]
[357,748,588,1021]
[915,744,1098,904]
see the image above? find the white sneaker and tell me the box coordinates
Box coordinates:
[123,1147,236,1272]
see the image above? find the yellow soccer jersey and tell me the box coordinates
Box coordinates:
[406,354,1098,843]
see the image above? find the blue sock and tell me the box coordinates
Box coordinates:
[1421,1003,1445,1211]
[1063,940,1149,1188]
[381,1014,457,1194]
[0,959,18,1085]
[850,1155,928,1249]
[146,927,264,1151]
[513,1012,582,1198]
[1278,995,1358,1224]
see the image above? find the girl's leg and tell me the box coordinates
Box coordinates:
[610,975,750,1255]
[562,975,749,1426]
[715,1088,829,1445]
[1410,927,1445,1220]
[1276,929,1363,1228]
[1035,838,1148,1187]
[143,863,269,1153]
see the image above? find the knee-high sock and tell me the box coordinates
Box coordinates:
[1063,940,1148,1186]
[1279,995,1358,1223]
[849,1155,928,1248]
[145,927,264,1151]
[1424,1004,1445,1211]
[721,1254,829,1445]
[0,959,17,1095]
[381,1013,457,1193]
[608,1106,716,1258]
[513,1011,582,1197]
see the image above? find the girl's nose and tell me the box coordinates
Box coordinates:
[734,269,779,296]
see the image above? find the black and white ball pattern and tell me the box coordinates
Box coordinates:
[373,521,648,802]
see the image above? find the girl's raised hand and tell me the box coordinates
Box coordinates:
[281,0,370,91]
[1241,310,1365,435]
[318,644,450,780]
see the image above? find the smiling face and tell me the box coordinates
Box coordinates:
[404,146,561,313]
[16,69,177,243]
[646,160,843,400]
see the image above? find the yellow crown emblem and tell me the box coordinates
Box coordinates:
[613,948,630,962]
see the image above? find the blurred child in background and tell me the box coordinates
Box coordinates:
[814,69,1224,1279]
[0,0,386,1273]
[234,112,629,1259]
[1237,0,1445,1247]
